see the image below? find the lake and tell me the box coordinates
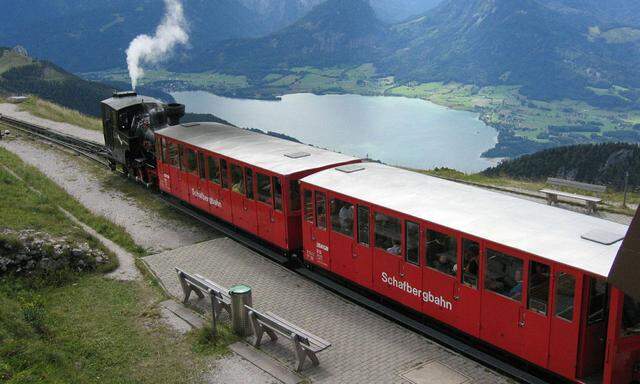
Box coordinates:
[171,91,499,172]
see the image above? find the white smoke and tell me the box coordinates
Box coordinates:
[126,0,188,89]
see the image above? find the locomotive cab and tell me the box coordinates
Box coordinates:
[101,91,184,184]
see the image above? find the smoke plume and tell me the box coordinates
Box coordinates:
[126,0,188,89]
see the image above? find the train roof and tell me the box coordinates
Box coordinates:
[101,93,163,111]
[156,122,360,176]
[301,162,629,278]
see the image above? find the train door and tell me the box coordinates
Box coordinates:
[521,260,552,367]
[480,246,525,357]
[353,205,373,289]
[166,141,182,198]
[302,188,318,266]
[229,164,257,234]
[577,277,609,380]
[453,237,482,337]
[183,146,202,208]
[256,172,275,244]
[603,289,640,384]
[205,155,231,222]
[189,150,210,212]
[312,190,330,268]
[156,137,170,192]
[285,178,302,250]
[219,159,232,221]
[328,196,356,280]
[548,266,583,380]
[270,176,286,248]
[422,226,458,324]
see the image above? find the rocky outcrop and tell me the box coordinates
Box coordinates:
[0,228,109,275]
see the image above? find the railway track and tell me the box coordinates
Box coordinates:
[2,115,554,384]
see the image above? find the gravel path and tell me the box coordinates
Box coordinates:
[0,103,104,144]
[0,138,214,253]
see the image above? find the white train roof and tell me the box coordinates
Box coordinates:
[301,162,629,277]
[156,122,360,176]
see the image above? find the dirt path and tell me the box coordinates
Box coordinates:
[0,103,104,144]
[0,138,214,253]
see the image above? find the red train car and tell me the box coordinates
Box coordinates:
[300,162,638,384]
[154,122,360,252]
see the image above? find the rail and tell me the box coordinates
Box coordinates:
[1,114,552,384]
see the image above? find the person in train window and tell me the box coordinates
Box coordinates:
[463,245,479,276]
[338,204,354,232]
[434,253,455,275]
[387,240,401,255]
[508,269,523,299]
[232,179,244,194]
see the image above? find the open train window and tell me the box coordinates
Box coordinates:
[357,206,370,246]
[245,168,254,200]
[485,249,523,302]
[177,145,184,170]
[198,153,205,179]
[405,221,419,265]
[207,157,220,184]
[374,212,401,255]
[257,173,272,205]
[315,192,327,229]
[160,138,167,163]
[461,239,479,288]
[303,190,313,222]
[289,180,301,212]
[528,261,550,315]
[273,177,283,211]
[185,148,197,175]
[331,198,354,238]
[587,278,608,325]
[168,141,179,167]
[220,159,229,188]
[426,230,457,277]
[554,272,576,321]
[231,164,244,194]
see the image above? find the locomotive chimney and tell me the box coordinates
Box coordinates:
[165,103,185,126]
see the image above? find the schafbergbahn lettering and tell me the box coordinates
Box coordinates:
[191,188,222,208]
[381,272,453,311]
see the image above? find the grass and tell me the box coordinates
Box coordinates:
[18,97,103,131]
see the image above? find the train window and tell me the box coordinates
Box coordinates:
[315,192,327,229]
[185,148,197,174]
[207,157,220,184]
[461,239,479,288]
[168,142,179,167]
[178,145,184,170]
[622,295,640,336]
[357,206,370,246]
[220,159,229,188]
[485,249,523,301]
[160,138,167,163]
[587,278,608,325]
[273,177,283,211]
[245,168,254,200]
[426,230,457,277]
[289,180,301,212]
[374,212,401,255]
[303,190,313,222]
[331,198,354,237]
[554,272,576,321]
[528,261,550,315]
[198,152,206,179]
[231,164,244,194]
[405,221,420,265]
[257,173,272,205]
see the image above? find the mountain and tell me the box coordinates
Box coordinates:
[483,142,640,190]
[538,0,640,27]
[382,0,640,103]
[0,0,269,73]
[0,47,114,116]
[369,0,443,23]
[236,0,324,30]
[190,0,387,75]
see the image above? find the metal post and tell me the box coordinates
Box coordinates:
[209,290,218,341]
[229,284,253,337]
[623,171,629,209]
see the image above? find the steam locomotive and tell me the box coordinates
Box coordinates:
[101,91,185,184]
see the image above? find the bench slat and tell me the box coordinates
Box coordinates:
[540,189,602,203]
[266,311,331,348]
[546,178,606,193]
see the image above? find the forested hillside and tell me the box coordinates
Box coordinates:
[483,143,640,189]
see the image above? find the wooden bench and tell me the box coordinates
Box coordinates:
[175,268,231,318]
[539,177,606,213]
[245,305,331,371]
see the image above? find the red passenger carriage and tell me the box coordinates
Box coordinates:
[153,122,360,252]
[300,162,638,384]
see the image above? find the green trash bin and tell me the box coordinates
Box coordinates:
[229,284,253,337]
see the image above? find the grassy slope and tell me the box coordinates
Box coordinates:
[0,145,236,383]
[18,97,103,131]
